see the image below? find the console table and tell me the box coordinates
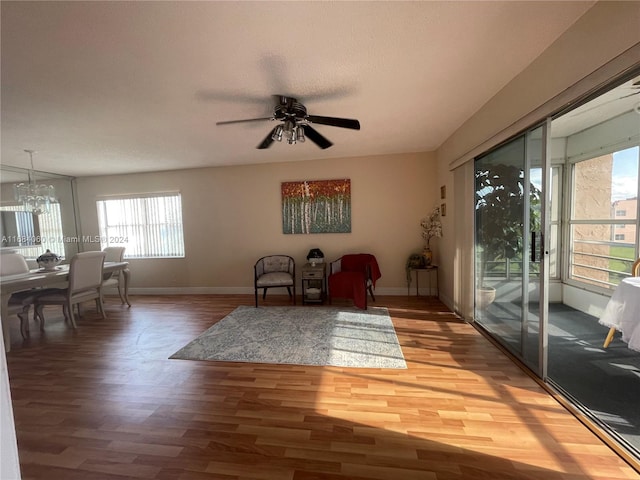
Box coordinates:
[407,265,439,297]
[301,262,326,304]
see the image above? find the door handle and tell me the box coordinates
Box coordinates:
[531,231,536,262]
[531,231,543,262]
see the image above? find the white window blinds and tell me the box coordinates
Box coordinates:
[96,193,185,258]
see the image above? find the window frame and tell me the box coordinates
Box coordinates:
[564,147,640,294]
[96,192,186,259]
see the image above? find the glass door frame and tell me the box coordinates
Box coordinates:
[538,118,551,381]
[473,120,551,378]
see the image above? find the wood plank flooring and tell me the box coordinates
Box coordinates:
[5,294,639,479]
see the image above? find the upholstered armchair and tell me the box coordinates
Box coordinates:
[328,253,381,309]
[254,255,296,307]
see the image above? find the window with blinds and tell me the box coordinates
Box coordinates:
[96,193,185,258]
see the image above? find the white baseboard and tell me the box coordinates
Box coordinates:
[122,287,255,295]
[117,286,440,297]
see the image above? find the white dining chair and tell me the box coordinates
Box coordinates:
[34,251,107,329]
[102,246,128,305]
[0,251,40,339]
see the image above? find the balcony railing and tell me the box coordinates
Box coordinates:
[570,239,636,290]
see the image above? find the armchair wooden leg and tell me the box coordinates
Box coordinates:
[255,288,258,308]
[603,327,617,348]
[263,288,268,300]
[368,286,376,302]
[286,286,296,305]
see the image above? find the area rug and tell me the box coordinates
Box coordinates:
[170,305,406,369]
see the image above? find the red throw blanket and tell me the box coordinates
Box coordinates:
[329,254,382,309]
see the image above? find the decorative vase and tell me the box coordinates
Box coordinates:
[422,247,433,266]
[36,249,62,271]
[476,286,496,309]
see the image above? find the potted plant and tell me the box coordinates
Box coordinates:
[475,163,541,308]
[420,206,442,266]
[406,207,443,288]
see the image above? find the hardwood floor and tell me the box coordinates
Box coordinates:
[5,295,639,479]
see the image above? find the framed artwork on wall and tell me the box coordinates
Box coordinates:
[281,178,351,234]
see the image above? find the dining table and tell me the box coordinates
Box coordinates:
[0,261,130,353]
[599,276,640,351]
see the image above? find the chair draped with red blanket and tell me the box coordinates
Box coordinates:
[328,254,381,309]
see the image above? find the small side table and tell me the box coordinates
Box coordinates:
[407,265,439,297]
[302,262,326,304]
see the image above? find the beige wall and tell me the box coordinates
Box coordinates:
[436,1,640,315]
[75,152,438,294]
[71,1,640,306]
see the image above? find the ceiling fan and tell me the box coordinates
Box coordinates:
[216,95,360,149]
[619,79,640,99]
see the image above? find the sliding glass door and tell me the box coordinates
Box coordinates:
[472,72,640,458]
[474,125,549,374]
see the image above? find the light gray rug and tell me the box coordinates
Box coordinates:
[170,305,407,369]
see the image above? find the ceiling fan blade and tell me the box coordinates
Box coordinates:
[216,117,273,126]
[303,125,333,149]
[257,127,277,149]
[306,115,360,130]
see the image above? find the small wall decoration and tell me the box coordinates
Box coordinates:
[441,203,446,216]
[440,185,446,199]
[282,178,351,234]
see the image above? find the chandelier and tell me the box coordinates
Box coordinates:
[14,149,56,216]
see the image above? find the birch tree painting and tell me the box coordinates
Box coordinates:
[282,179,351,234]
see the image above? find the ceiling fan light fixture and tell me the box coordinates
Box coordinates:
[283,119,296,144]
[283,119,294,133]
[296,125,305,143]
[271,125,284,142]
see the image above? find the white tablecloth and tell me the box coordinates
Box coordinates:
[599,277,640,352]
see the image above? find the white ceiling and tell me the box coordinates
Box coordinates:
[1,1,597,178]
